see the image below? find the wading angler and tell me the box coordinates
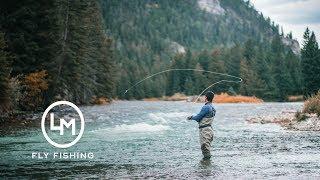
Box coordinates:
[187,91,215,160]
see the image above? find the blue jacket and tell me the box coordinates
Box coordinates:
[191,102,216,122]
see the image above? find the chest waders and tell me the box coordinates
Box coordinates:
[198,116,214,159]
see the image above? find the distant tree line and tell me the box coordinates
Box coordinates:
[165,30,320,101]
[165,36,303,101]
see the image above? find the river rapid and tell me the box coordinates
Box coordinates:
[1,101,320,179]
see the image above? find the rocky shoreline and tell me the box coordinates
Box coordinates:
[0,112,41,134]
[247,111,320,131]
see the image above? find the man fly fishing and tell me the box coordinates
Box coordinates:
[187,91,216,160]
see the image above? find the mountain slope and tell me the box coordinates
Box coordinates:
[102,0,280,58]
[101,0,300,100]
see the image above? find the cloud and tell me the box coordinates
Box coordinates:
[250,0,320,44]
[251,0,308,7]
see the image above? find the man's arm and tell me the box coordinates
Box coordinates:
[190,105,209,122]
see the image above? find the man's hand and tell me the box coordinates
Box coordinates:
[187,116,193,120]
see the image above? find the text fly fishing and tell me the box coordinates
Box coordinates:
[124,68,243,102]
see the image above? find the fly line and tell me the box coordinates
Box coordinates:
[124,68,243,103]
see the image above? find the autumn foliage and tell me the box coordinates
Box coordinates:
[20,70,49,110]
[24,70,49,94]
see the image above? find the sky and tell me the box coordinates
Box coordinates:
[250,0,320,45]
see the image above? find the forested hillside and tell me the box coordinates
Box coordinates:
[1,0,319,114]
[0,0,115,112]
[101,0,302,100]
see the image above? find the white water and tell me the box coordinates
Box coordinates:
[92,122,170,134]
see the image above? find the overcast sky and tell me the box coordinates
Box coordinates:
[250,0,320,45]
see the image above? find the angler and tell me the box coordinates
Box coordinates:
[187,91,216,160]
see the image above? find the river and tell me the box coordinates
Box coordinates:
[1,101,320,179]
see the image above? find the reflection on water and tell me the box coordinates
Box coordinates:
[199,158,212,167]
[1,101,320,178]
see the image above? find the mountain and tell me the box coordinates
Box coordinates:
[101,0,301,100]
[102,0,278,54]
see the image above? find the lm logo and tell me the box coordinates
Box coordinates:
[50,113,76,135]
[41,101,85,148]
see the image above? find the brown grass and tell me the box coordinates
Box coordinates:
[214,93,263,103]
[288,95,304,102]
[92,97,112,105]
[142,97,163,101]
[303,91,320,117]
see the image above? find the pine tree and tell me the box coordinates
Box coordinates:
[47,0,116,104]
[166,54,185,95]
[239,59,266,97]
[271,36,293,101]
[223,44,242,93]
[301,28,320,96]
[0,0,58,75]
[193,63,207,94]
[243,39,256,62]
[207,49,227,93]
[183,50,196,94]
[274,56,293,101]
[184,77,194,95]
[286,50,302,95]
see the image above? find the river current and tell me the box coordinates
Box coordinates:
[1,101,320,179]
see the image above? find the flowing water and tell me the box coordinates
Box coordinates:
[1,101,320,179]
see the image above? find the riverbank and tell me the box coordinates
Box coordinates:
[247,92,320,131]
[0,111,41,134]
[247,111,320,131]
[0,96,112,127]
